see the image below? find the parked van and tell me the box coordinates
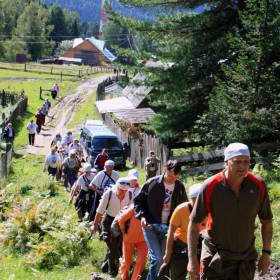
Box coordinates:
[80,120,126,168]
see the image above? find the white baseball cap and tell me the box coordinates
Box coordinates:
[224,143,250,161]
[83,163,92,172]
[114,177,130,190]
[188,183,203,199]
[104,160,115,167]
[128,169,139,181]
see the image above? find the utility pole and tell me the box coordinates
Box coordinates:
[99,0,106,40]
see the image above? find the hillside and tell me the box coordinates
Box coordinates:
[43,0,189,22]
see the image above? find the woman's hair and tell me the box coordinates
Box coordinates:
[165,160,181,174]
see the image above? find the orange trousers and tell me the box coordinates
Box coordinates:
[119,241,148,280]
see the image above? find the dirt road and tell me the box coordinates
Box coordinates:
[17,74,110,156]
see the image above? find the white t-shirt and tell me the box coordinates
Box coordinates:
[90,170,119,193]
[96,188,132,217]
[27,123,38,134]
[161,181,175,224]
[45,153,61,169]
[76,173,96,191]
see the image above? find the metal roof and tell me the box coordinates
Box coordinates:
[96,97,134,114]
[113,108,155,124]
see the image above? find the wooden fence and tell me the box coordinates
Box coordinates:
[0,62,114,78]
[0,144,12,179]
[104,113,169,170]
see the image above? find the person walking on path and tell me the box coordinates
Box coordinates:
[35,108,44,134]
[27,120,38,146]
[89,160,119,221]
[144,151,161,180]
[134,160,187,280]
[51,83,59,100]
[127,169,141,199]
[44,147,61,179]
[2,123,15,145]
[94,148,109,172]
[74,163,96,221]
[187,143,273,280]
[90,178,132,277]
[62,150,81,191]
[118,205,148,280]
[160,183,203,280]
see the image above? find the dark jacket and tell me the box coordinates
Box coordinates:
[3,126,15,140]
[134,175,187,224]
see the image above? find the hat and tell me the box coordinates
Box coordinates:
[69,149,76,155]
[83,163,92,172]
[128,169,139,181]
[188,183,202,199]
[115,177,130,190]
[104,160,115,167]
[224,143,250,161]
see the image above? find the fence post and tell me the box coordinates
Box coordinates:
[60,72,62,82]
[24,63,27,72]
[39,86,42,99]
[79,70,81,78]
[51,67,53,75]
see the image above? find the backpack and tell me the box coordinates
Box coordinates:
[110,191,133,238]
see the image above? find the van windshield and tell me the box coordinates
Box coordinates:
[92,137,122,150]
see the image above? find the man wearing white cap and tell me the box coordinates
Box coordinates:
[74,163,96,221]
[188,143,273,280]
[91,177,133,276]
[88,160,119,221]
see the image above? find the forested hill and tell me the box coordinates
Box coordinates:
[43,0,197,22]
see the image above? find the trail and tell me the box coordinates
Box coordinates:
[17,74,110,156]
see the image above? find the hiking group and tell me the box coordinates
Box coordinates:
[42,127,272,280]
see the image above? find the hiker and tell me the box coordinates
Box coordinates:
[35,108,44,134]
[51,83,59,100]
[90,178,132,277]
[88,160,119,221]
[69,139,83,161]
[27,120,38,146]
[134,160,187,280]
[43,99,51,113]
[187,143,273,280]
[2,123,15,145]
[118,205,148,280]
[144,151,161,180]
[160,183,203,280]
[73,163,96,221]
[44,147,61,179]
[63,131,74,146]
[62,149,81,191]
[51,133,62,148]
[40,105,48,126]
[127,169,141,199]
[94,148,109,171]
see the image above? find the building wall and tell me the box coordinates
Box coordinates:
[63,40,109,66]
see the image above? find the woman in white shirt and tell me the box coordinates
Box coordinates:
[27,120,38,145]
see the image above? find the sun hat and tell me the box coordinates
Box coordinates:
[224,143,250,161]
[114,177,130,190]
[104,160,115,167]
[83,163,92,172]
[128,169,139,181]
[188,183,203,199]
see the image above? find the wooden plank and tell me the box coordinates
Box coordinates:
[170,149,224,163]
[187,162,225,174]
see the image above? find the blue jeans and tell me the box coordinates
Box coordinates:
[142,226,167,280]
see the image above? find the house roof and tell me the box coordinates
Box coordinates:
[96,97,134,114]
[59,57,82,63]
[72,37,116,62]
[122,73,153,108]
[113,108,155,124]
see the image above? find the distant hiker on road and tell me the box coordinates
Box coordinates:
[51,83,59,100]
[51,133,62,147]
[44,147,61,179]
[35,108,44,134]
[27,120,38,146]
[94,148,109,171]
[187,143,273,280]
[69,139,83,161]
[145,151,161,180]
[63,131,74,146]
[2,123,15,145]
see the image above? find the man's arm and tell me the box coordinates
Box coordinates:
[258,219,273,276]
[187,220,200,279]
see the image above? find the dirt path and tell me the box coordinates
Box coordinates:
[17,74,110,156]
